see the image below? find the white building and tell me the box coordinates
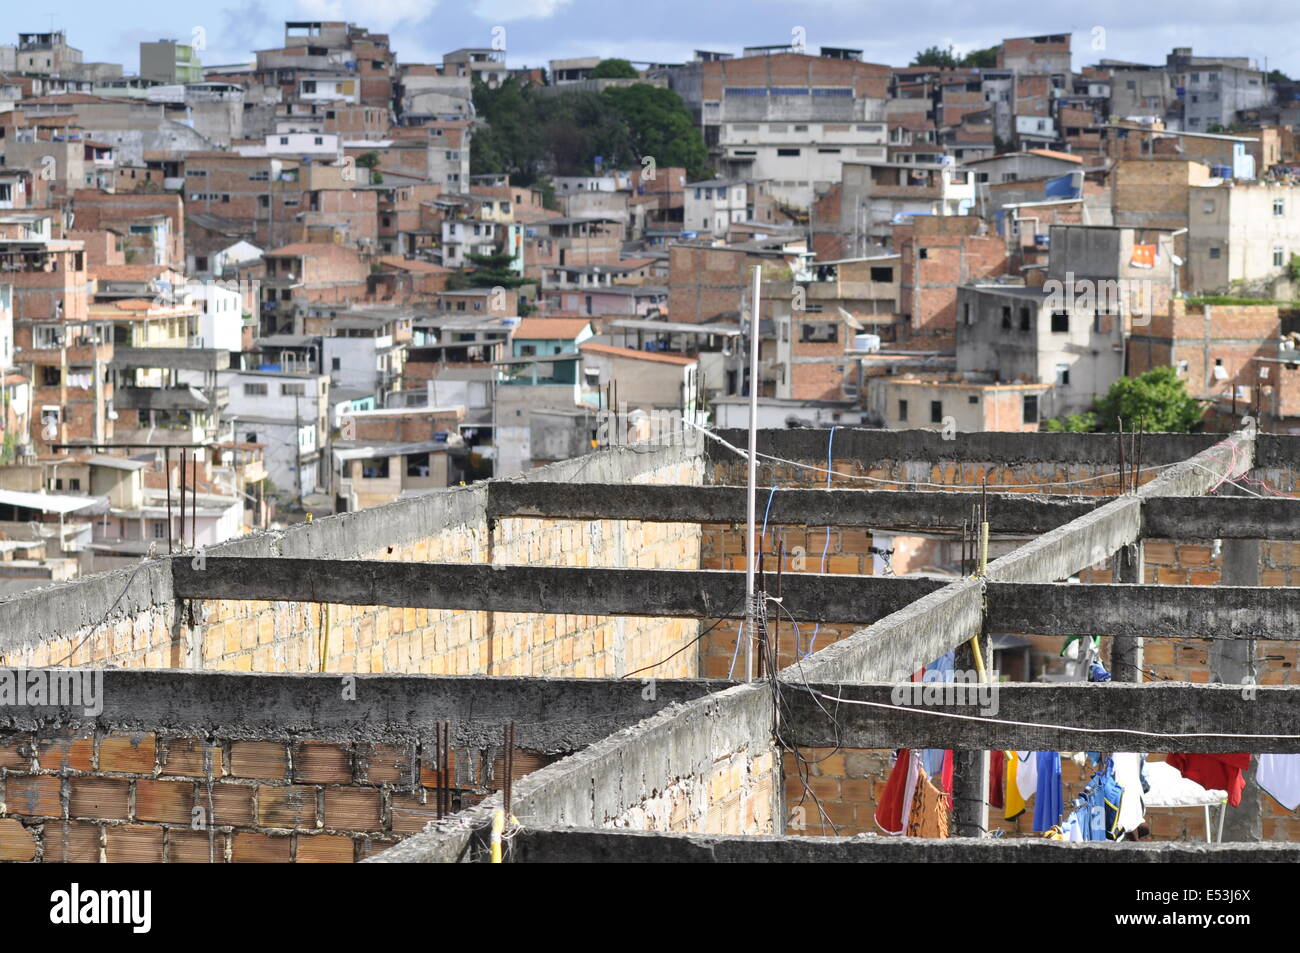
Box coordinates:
[1188,181,1300,296]
[185,280,244,351]
[684,180,749,237]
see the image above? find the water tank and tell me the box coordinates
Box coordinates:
[854,333,880,352]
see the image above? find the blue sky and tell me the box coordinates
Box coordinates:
[34,0,1300,77]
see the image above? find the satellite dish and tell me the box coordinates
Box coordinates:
[838,306,864,331]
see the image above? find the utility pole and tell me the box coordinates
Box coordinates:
[743,265,762,683]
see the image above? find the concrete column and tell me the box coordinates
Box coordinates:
[952,629,990,836]
[1214,536,1261,843]
[1110,541,1144,681]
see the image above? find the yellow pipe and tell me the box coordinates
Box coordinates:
[965,520,990,683]
[319,603,331,673]
[490,808,504,863]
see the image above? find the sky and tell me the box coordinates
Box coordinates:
[29,0,1300,78]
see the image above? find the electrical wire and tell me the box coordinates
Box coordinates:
[684,419,1181,492]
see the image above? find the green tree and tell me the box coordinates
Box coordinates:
[960,46,999,68]
[1091,366,1202,432]
[355,150,384,184]
[591,58,639,79]
[1044,368,1204,432]
[601,84,709,179]
[911,45,960,68]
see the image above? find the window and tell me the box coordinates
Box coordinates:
[1209,246,1221,259]
[153,521,167,540]
[1051,311,1069,333]
[282,383,306,396]
[41,365,61,386]
[1022,395,1039,424]
[776,148,800,157]
[331,357,341,371]
[898,399,908,422]
[1275,247,1286,268]
[870,266,893,282]
[929,400,943,424]
[967,395,978,404]
[244,382,268,396]
[1019,307,1031,331]
[1275,199,1286,217]
[1055,363,1071,386]
[406,451,431,478]
[361,458,390,479]
[1001,306,1012,329]
[800,323,838,344]
[245,432,258,444]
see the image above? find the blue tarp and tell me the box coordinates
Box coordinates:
[1044,173,1080,199]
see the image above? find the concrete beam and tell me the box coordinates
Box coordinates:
[170,558,947,623]
[372,682,775,862]
[710,428,1252,467]
[0,670,723,754]
[778,577,985,683]
[782,682,1300,753]
[1143,496,1300,539]
[503,828,1300,862]
[488,481,1093,534]
[987,582,1300,640]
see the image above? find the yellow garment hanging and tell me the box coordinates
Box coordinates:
[1004,750,1027,820]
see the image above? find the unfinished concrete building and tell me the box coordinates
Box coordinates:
[1,427,1299,863]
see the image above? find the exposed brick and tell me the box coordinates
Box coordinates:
[232,831,292,863]
[99,733,156,774]
[105,825,164,863]
[362,743,412,784]
[230,741,288,779]
[293,741,352,784]
[258,785,318,828]
[390,792,438,834]
[209,783,256,826]
[35,736,94,772]
[0,734,32,770]
[167,829,223,864]
[324,787,382,831]
[0,818,38,861]
[41,820,101,862]
[70,777,130,820]
[135,779,196,824]
[296,833,356,863]
[5,774,63,817]
[161,738,222,778]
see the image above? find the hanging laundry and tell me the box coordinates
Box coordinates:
[1130,244,1158,268]
[1111,753,1147,833]
[919,652,954,780]
[990,750,1005,811]
[1099,763,1127,839]
[875,749,921,835]
[1005,750,1027,820]
[906,767,950,838]
[1061,811,1086,841]
[1032,751,1063,833]
[1016,750,1038,803]
[939,748,954,796]
[1257,753,1300,811]
[1166,753,1251,807]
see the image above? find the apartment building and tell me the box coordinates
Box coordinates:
[1188,180,1300,295]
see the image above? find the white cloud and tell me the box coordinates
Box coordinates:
[473,0,572,23]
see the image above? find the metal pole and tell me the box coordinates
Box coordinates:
[164,447,173,555]
[743,265,762,683]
